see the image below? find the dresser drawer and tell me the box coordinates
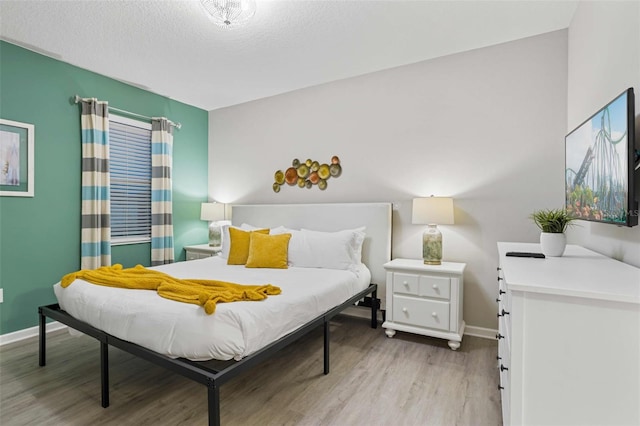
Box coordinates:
[393,273,451,300]
[498,335,511,424]
[392,295,450,331]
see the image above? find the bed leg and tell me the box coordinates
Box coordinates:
[207,378,220,426]
[371,289,378,329]
[100,341,110,408]
[38,308,46,367]
[323,320,330,375]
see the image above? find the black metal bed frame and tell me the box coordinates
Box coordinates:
[38,284,378,426]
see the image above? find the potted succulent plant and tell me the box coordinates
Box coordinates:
[530,208,576,257]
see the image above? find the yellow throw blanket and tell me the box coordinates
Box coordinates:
[61,264,281,315]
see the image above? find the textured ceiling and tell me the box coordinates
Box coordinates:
[0,0,577,111]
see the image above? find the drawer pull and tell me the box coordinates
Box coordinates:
[498,385,504,390]
[402,307,408,313]
[496,333,504,340]
[497,277,504,281]
[497,309,510,317]
[496,297,501,303]
[500,364,509,372]
[431,312,437,317]
[403,281,409,286]
[499,290,506,295]
[496,356,502,360]
[432,284,438,289]
[497,267,502,271]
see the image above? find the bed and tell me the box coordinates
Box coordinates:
[38,202,392,426]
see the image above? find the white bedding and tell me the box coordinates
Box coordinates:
[53,256,370,361]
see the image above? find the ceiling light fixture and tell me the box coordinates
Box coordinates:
[200,0,257,29]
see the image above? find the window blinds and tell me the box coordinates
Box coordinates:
[109,117,152,242]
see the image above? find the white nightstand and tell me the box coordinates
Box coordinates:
[184,244,221,261]
[382,258,466,350]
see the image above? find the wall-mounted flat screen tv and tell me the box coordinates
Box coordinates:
[565,88,637,227]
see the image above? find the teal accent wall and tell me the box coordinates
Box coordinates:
[0,41,209,335]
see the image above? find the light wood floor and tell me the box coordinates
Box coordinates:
[0,315,502,425]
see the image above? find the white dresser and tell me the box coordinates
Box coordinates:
[184,244,220,261]
[382,258,465,350]
[497,242,640,426]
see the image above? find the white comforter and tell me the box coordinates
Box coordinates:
[53,256,370,361]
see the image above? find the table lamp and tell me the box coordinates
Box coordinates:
[200,202,226,247]
[412,196,454,265]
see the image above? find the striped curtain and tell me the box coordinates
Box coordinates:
[151,118,174,265]
[80,99,111,269]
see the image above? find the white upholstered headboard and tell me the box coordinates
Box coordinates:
[231,203,392,293]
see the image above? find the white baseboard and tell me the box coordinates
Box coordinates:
[464,325,498,340]
[0,321,67,346]
[340,305,385,322]
[342,308,497,340]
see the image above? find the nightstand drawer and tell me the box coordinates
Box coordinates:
[186,252,204,261]
[393,273,420,294]
[393,273,450,300]
[392,295,450,331]
[184,244,220,261]
[419,275,450,300]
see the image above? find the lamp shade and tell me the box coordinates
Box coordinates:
[200,202,225,221]
[412,197,454,225]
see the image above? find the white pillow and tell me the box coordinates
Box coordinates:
[346,226,367,264]
[297,227,366,271]
[219,223,257,259]
[270,226,289,235]
[270,226,307,267]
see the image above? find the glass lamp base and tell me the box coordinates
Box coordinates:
[422,224,443,265]
[209,223,222,247]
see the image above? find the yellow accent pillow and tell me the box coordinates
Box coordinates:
[227,227,270,265]
[245,232,291,269]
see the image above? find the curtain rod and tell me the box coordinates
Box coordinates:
[73,95,182,130]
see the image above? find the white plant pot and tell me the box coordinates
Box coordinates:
[540,232,566,257]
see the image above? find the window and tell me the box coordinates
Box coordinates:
[109,115,152,244]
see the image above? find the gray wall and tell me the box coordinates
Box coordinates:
[567,1,640,267]
[208,30,568,331]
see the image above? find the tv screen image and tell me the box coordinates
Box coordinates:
[565,88,637,227]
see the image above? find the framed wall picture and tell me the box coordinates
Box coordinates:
[0,118,35,197]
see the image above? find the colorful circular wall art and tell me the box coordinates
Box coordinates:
[273,156,342,192]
